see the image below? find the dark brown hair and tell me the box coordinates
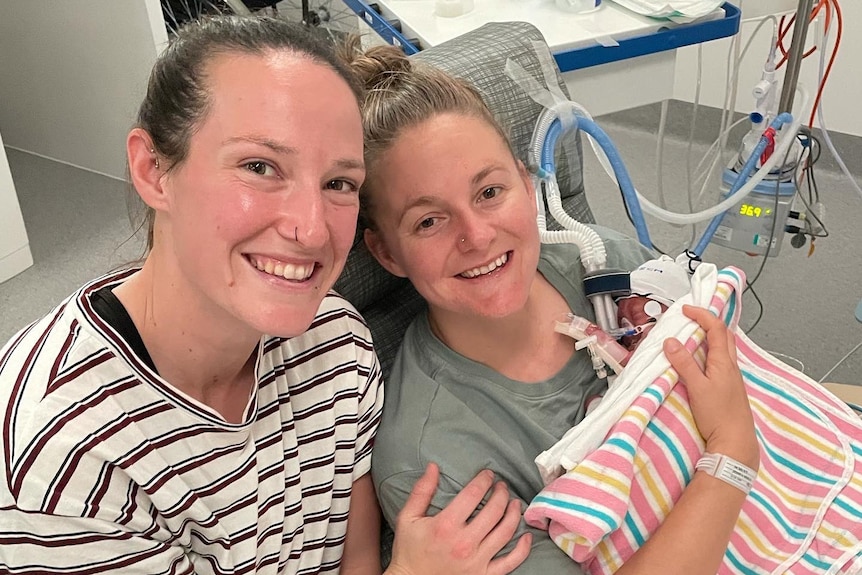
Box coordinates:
[133,15,363,250]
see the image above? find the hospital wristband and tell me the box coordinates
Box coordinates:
[695,452,756,494]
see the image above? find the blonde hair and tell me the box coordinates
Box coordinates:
[339,37,514,230]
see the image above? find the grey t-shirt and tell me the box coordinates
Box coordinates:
[372,228,654,573]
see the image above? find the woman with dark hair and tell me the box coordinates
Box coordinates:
[0,17,528,575]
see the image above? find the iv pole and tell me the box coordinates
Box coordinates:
[778,0,816,114]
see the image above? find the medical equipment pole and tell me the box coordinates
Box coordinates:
[778,0,816,114]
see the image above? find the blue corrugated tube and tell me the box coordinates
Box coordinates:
[541,116,652,248]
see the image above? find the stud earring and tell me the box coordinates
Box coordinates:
[150,147,160,169]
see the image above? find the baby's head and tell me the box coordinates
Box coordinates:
[616,255,691,350]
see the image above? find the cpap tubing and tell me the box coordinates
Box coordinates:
[531,156,608,272]
[529,108,625,331]
[530,101,609,273]
[546,178,625,330]
[545,177,608,270]
[530,84,809,226]
[538,226,617,331]
[533,110,651,247]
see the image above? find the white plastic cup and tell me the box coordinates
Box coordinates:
[555,0,601,14]
[435,0,474,17]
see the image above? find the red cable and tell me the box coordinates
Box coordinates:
[777,14,792,61]
[776,0,830,69]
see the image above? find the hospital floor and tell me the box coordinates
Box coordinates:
[2,104,861,384]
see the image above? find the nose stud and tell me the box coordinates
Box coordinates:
[460,237,466,243]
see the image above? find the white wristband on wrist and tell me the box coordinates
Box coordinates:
[695,452,757,494]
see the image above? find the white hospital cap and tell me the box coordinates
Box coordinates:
[628,255,692,307]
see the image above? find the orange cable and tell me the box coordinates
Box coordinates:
[776,0,831,69]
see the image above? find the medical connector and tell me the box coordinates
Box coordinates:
[607,327,635,338]
[736,121,765,172]
[575,336,609,380]
[554,314,631,380]
[607,325,647,339]
[525,162,553,181]
[788,203,826,237]
[751,31,778,129]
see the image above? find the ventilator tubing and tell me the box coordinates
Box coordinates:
[692,112,794,257]
[618,85,807,227]
[529,105,625,332]
[531,103,652,249]
[530,84,807,250]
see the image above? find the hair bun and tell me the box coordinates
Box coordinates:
[340,37,412,92]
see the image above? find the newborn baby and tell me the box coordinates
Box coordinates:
[615,255,692,351]
[556,254,693,390]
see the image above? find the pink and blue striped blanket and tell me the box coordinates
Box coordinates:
[525,265,862,574]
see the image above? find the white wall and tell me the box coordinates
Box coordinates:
[673,0,861,138]
[0,130,33,284]
[0,0,168,180]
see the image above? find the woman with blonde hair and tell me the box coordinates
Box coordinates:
[343,41,759,574]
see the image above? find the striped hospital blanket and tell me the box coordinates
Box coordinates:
[525,265,862,574]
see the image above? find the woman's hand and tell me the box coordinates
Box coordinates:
[662,305,759,470]
[385,463,531,575]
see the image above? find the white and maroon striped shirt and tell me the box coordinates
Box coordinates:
[0,269,383,574]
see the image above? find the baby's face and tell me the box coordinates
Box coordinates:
[617,296,668,350]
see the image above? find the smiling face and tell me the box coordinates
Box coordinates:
[365,113,540,322]
[155,51,365,338]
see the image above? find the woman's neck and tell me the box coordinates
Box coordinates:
[428,273,575,383]
[113,256,260,423]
